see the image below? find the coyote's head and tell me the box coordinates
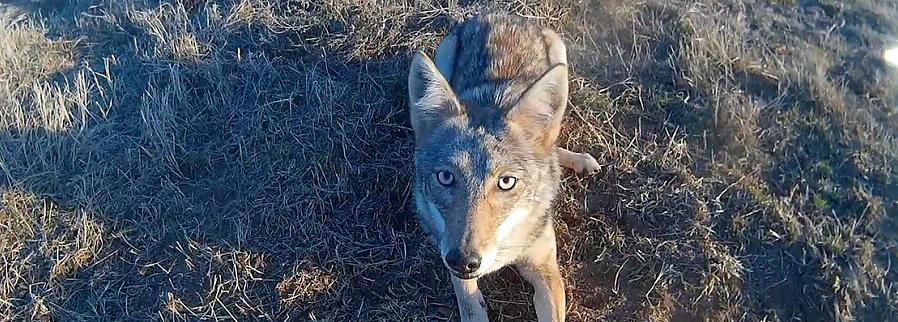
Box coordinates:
[407,52,567,279]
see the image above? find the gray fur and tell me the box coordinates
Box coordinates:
[409,12,585,322]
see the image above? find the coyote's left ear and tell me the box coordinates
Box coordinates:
[507,64,569,153]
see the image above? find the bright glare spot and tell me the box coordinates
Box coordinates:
[886,47,898,67]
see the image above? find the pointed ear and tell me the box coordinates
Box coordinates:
[433,32,458,81]
[408,51,461,144]
[507,64,569,152]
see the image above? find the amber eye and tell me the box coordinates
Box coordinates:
[437,170,454,186]
[498,176,517,190]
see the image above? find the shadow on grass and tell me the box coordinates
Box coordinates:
[3,0,897,321]
[1,1,459,320]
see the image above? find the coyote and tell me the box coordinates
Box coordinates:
[407,13,600,322]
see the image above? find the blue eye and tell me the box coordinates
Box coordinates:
[498,176,517,190]
[437,170,454,186]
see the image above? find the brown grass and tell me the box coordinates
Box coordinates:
[0,0,896,321]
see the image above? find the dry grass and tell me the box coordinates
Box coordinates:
[0,0,896,321]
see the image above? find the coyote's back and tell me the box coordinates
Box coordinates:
[443,14,565,100]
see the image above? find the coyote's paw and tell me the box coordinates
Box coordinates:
[558,148,600,175]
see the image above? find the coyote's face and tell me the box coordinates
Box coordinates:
[408,52,567,279]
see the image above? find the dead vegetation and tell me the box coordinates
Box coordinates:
[0,0,896,321]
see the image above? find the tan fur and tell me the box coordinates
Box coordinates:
[518,224,566,322]
[558,147,601,174]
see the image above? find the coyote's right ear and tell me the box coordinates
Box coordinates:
[408,51,461,143]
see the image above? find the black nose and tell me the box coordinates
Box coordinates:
[445,249,481,274]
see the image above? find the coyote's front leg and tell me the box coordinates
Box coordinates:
[451,276,489,322]
[518,228,566,322]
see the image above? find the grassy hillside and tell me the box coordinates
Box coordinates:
[1,0,896,321]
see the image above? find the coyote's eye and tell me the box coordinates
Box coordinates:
[436,170,454,186]
[498,176,517,190]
